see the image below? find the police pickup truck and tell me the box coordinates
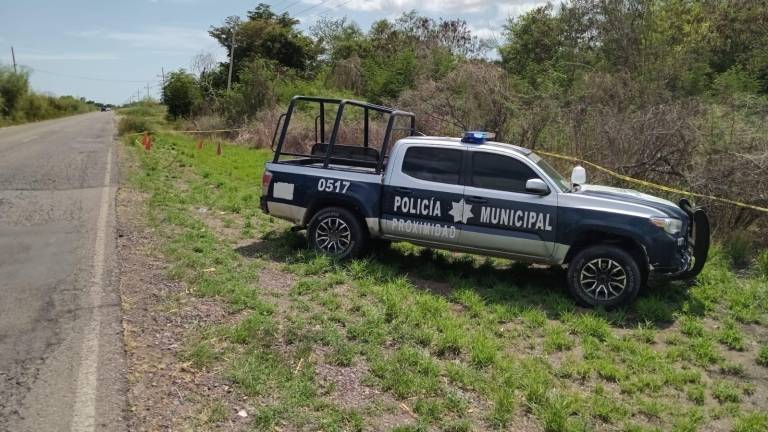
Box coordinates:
[261,96,710,307]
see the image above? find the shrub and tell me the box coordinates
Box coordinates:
[118,115,157,135]
[0,66,30,116]
[756,249,768,278]
[0,66,96,124]
[725,231,754,269]
[162,70,202,119]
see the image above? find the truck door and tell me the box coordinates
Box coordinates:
[381,145,465,245]
[460,149,557,259]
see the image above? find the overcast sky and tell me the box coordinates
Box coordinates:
[0,0,547,104]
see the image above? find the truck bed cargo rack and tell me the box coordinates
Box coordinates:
[271,96,417,174]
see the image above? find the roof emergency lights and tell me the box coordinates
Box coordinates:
[462,131,496,144]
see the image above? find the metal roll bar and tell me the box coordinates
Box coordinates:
[272,95,417,174]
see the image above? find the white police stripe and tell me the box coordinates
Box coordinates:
[266,162,381,183]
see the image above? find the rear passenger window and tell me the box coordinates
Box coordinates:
[471,152,538,193]
[402,147,462,184]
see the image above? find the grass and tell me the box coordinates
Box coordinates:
[758,345,768,367]
[198,399,229,424]
[121,125,768,431]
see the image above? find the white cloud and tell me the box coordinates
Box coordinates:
[497,1,548,19]
[74,26,215,51]
[469,26,499,40]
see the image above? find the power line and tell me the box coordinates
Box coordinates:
[318,0,354,16]
[294,0,344,17]
[277,0,306,14]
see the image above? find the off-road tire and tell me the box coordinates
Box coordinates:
[307,207,368,260]
[567,245,642,308]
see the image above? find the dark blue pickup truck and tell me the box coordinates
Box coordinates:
[261,96,710,307]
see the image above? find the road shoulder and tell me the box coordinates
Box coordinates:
[117,141,252,430]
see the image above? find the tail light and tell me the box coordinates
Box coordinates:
[262,171,273,194]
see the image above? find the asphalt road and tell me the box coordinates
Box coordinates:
[0,113,125,431]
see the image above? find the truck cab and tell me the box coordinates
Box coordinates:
[261,96,710,307]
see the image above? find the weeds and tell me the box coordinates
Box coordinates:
[758,345,768,367]
[198,399,229,424]
[724,231,753,269]
[716,319,746,351]
[712,381,742,404]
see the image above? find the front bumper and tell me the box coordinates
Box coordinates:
[663,199,710,280]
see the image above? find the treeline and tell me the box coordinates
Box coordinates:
[0,66,98,126]
[162,1,768,242]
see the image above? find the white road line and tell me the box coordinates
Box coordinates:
[70,148,112,431]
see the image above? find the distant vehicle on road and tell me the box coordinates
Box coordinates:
[101,106,107,112]
[260,96,710,307]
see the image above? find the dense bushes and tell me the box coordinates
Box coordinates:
[162,70,201,120]
[117,102,166,135]
[0,66,96,126]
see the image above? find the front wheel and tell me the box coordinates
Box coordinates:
[567,245,641,308]
[307,207,368,260]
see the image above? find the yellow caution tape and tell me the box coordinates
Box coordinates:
[128,128,245,136]
[127,128,766,213]
[536,150,768,213]
[168,128,246,134]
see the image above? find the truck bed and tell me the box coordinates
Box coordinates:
[279,157,384,176]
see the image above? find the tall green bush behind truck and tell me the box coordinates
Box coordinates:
[260,97,710,307]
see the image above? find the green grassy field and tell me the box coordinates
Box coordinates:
[122,129,768,431]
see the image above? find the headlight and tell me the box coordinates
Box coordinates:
[650,217,682,235]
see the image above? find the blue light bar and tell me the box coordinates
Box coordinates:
[462,131,496,144]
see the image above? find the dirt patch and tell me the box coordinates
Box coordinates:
[118,185,251,429]
[196,208,244,243]
[410,276,454,298]
[315,360,382,409]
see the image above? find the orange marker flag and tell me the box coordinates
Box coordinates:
[142,132,151,151]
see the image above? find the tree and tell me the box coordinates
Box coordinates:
[0,66,30,116]
[500,4,571,89]
[310,17,367,63]
[216,58,275,125]
[208,3,318,73]
[162,70,201,119]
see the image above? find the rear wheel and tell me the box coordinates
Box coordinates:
[567,245,641,308]
[307,207,368,260]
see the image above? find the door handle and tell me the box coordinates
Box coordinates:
[466,196,487,204]
[395,187,413,195]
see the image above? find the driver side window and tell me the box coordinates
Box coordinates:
[471,152,539,193]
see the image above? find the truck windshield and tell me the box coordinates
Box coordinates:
[529,153,571,192]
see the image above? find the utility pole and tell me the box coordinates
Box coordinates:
[137,89,141,102]
[226,26,236,91]
[11,46,17,73]
[146,83,151,100]
[161,68,166,87]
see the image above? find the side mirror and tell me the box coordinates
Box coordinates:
[571,165,587,185]
[525,178,550,195]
